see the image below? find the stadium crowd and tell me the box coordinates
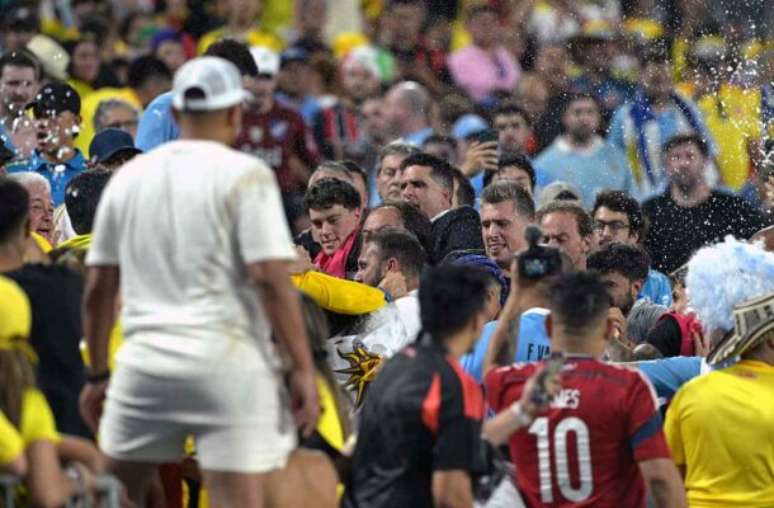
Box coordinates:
[0,0,773,506]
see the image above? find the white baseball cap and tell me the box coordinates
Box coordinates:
[171,56,250,112]
[250,46,280,77]
[26,35,69,80]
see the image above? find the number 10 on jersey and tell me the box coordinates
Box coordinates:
[528,416,594,503]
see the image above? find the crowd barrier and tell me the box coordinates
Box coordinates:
[0,474,122,508]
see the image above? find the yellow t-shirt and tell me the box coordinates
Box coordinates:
[68,79,95,107]
[19,389,61,447]
[76,88,143,158]
[665,360,774,507]
[197,26,284,55]
[316,375,345,452]
[0,411,23,467]
[696,85,761,190]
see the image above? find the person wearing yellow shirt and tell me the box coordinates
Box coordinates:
[66,36,104,103]
[0,411,26,475]
[198,0,284,55]
[678,40,762,191]
[76,56,172,157]
[665,291,774,508]
[696,82,761,191]
[0,275,93,505]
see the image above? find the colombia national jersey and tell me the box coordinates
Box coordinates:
[485,356,671,508]
[235,103,319,193]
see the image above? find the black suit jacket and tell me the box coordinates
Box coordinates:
[430,206,484,264]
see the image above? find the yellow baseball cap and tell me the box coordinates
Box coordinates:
[0,276,36,363]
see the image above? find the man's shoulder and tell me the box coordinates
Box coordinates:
[598,139,628,159]
[268,103,306,123]
[668,364,721,408]
[144,91,173,111]
[443,206,481,225]
[642,193,671,212]
[532,142,562,166]
[4,264,83,293]
[141,140,266,168]
[709,190,758,211]
[485,361,538,390]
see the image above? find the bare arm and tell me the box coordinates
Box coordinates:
[78,266,120,433]
[482,303,522,377]
[0,454,26,476]
[483,365,561,445]
[248,259,315,373]
[483,262,537,376]
[432,470,474,508]
[82,266,120,375]
[247,259,319,435]
[639,458,687,508]
[58,435,103,473]
[26,441,71,508]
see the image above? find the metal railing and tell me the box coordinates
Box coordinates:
[0,474,122,508]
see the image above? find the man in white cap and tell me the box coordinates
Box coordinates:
[80,56,319,505]
[135,39,261,152]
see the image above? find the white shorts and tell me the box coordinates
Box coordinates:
[99,364,297,473]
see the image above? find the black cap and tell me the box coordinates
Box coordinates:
[29,81,81,118]
[89,128,141,163]
[280,46,310,68]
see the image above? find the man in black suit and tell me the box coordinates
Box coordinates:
[399,153,483,263]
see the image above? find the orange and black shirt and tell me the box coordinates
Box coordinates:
[342,338,485,508]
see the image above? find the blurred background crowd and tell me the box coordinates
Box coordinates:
[1,0,773,506]
[0,0,772,218]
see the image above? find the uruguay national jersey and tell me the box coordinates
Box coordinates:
[485,356,671,507]
[460,308,551,383]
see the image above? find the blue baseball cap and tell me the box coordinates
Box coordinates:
[89,128,142,164]
[281,46,310,68]
[452,114,488,140]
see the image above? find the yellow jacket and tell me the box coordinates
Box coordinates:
[291,271,386,315]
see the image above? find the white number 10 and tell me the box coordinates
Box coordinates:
[528,416,593,503]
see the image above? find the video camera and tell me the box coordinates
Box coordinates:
[517,225,562,279]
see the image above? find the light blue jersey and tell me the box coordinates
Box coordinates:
[460,308,551,382]
[135,92,179,152]
[534,136,635,209]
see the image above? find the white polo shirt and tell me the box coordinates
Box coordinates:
[87,139,296,377]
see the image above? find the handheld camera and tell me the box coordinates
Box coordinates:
[517,225,562,280]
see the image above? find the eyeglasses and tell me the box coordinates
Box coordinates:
[593,220,629,233]
[103,120,138,130]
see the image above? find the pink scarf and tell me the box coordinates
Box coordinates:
[314,231,358,278]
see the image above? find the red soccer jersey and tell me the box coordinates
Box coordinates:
[235,103,320,193]
[485,356,670,508]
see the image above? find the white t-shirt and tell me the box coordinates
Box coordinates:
[394,290,421,341]
[87,140,296,377]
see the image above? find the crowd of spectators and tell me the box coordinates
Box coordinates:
[0,0,773,506]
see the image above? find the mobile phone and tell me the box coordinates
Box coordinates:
[468,128,499,145]
[530,351,564,406]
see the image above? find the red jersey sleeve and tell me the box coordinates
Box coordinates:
[484,364,535,413]
[625,370,672,462]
